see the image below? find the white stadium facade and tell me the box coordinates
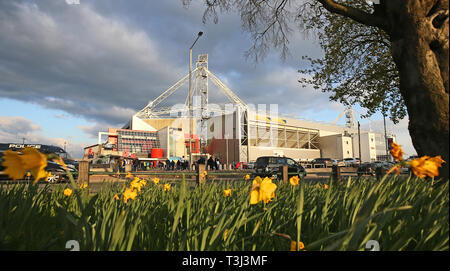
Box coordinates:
[86,54,396,165]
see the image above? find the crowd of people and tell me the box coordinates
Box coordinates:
[162,156,189,170]
[197,156,221,170]
[108,155,243,172]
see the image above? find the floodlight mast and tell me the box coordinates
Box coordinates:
[189,31,203,168]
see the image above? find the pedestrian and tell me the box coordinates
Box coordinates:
[166,159,170,170]
[207,156,214,170]
[119,158,125,173]
[133,159,139,172]
[180,156,186,170]
[215,158,220,170]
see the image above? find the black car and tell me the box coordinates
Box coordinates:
[254,156,306,179]
[311,158,333,168]
[0,143,78,183]
[357,162,374,176]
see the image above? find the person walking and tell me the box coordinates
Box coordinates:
[180,156,186,170]
[207,156,214,170]
[120,158,125,173]
[166,159,170,170]
[215,158,220,170]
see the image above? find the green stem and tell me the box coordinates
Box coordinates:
[296,180,304,251]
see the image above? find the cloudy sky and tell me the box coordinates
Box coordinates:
[0,0,416,158]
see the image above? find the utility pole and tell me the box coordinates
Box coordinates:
[383,113,389,161]
[22,137,25,144]
[226,137,229,166]
[358,121,362,165]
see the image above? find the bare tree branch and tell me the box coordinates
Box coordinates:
[317,0,389,31]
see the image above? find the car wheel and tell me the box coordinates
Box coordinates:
[47,173,61,184]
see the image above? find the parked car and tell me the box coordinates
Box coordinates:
[311,158,333,168]
[254,156,306,179]
[343,158,360,167]
[371,161,393,171]
[332,159,346,167]
[0,143,78,183]
[357,162,374,176]
[247,161,255,169]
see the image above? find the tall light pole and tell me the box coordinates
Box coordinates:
[383,112,389,161]
[189,31,203,169]
[358,121,362,165]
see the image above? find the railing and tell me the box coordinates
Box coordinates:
[0,164,372,185]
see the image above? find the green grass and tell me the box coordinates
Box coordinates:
[0,175,448,251]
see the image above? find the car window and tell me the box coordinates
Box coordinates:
[256,158,267,167]
[268,157,277,164]
[277,157,287,164]
[287,158,296,166]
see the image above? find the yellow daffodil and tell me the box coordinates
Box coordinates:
[164,183,171,192]
[152,177,160,184]
[250,176,277,205]
[123,188,137,203]
[130,178,143,192]
[113,194,119,200]
[386,165,401,176]
[116,170,120,177]
[126,172,132,178]
[223,229,229,241]
[1,148,48,183]
[2,149,26,180]
[245,174,250,180]
[324,184,329,189]
[290,241,306,251]
[200,171,208,178]
[139,179,147,187]
[390,142,405,161]
[289,175,300,186]
[64,188,72,197]
[79,183,88,189]
[410,155,445,179]
[223,189,232,197]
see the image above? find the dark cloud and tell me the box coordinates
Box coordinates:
[78,122,112,139]
[0,116,41,139]
[0,0,332,129]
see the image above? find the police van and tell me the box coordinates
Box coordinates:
[0,143,78,183]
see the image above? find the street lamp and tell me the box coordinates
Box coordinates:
[189,31,203,169]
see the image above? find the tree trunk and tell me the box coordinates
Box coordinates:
[386,1,449,179]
